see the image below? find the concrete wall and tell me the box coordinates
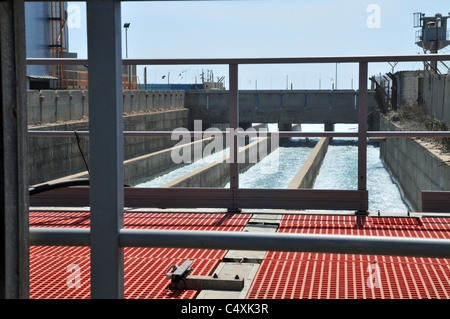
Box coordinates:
[379,116,450,211]
[288,137,330,189]
[394,71,424,107]
[124,137,214,186]
[27,89,184,125]
[184,90,377,128]
[27,90,89,125]
[422,72,450,126]
[162,136,277,188]
[28,108,189,185]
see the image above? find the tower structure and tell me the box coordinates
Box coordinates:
[414,12,450,72]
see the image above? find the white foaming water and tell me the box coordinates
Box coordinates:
[136,123,409,213]
[224,140,317,189]
[136,148,228,187]
[312,123,409,213]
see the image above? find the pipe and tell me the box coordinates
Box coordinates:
[30,228,90,247]
[28,227,450,259]
[29,178,90,195]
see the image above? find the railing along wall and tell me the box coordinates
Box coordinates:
[24,1,450,299]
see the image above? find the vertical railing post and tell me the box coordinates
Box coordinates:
[357,61,368,213]
[228,64,240,212]
[0,0,29,299]
[87,0,124,298]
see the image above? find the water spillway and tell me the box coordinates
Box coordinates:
[136,123,409,213]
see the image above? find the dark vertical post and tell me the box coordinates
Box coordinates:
[228,64,240,212]
[87,0,124,298]
[229,64,239,189]
[0,0,29,299]
[357,62,368,202]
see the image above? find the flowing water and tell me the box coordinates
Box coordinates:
[137,123,409,213]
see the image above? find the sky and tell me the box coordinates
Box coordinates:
[67,0,450,90]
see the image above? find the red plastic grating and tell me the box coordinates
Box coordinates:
[29,211,251,299]
[247,216,450,299]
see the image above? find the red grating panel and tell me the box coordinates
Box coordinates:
[29,211,251,299]
[30,246,91,299]
[247,216,450,299]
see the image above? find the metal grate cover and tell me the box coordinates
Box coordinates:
[29,212,250,299]
[247,215,450,299]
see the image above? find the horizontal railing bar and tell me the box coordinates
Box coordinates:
[29,186,368,211]
[26,54,450,65]
[29,228,90,247]
[367,131,450,137]
[28,227,450,259]
[27,130,450,138]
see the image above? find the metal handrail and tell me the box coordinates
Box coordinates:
[26,54,450,65]
[26,54,450,212]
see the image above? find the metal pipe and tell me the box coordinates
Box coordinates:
[30,228,90,247]
[29,228,450,259]
[118,229,450,259]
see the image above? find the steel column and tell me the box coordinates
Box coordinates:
[30,187,369,211]
[26,53,450,66]
[0,0,29,299]
[357,62,368,195]
[86,0,124,299]
[229,64,239,190]
[228,64,240,213]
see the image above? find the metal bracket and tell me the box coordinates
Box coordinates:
[165,260,194,285]
[166,260,244,291]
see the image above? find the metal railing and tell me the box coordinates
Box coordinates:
[25,1,450,299]
[58,70,141,90]
[28,55,450,213]
[61,70,88,89]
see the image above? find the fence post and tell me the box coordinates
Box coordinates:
[228,64,240,212]
[357,62,368,210]
[0,0,29,299]
[87,0,124,298]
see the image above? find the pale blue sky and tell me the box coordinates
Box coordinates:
[68,0,450,89]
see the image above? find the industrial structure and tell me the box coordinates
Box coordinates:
[414,12,450,72]
[24,1,139,90]
[1,0,450,302]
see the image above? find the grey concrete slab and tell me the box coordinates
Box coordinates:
[223,225,277,262]
[196,262,260,299]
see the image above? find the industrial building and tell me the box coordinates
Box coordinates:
[24,1,138,90]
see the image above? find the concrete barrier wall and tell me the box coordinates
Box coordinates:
[287,137,330,189]
[33,137,215,187]
[27,89,184,125]
[124,137,214,186]
[422,73,450,126]
[28,108,189,185]
[162,136,277,188]
[185,90,377,127]
[379,116,450,211]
